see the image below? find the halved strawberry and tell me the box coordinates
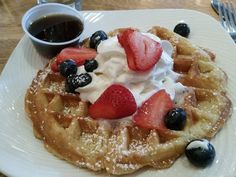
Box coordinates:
[133,89,174,130]
[56,47,97,66]
[51,47,97,72]
[50,61,59,72]
[88,84,137,119]
[117,29,136,70]
[118,29,163,71]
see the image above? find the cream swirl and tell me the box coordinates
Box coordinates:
[76,33,186,106]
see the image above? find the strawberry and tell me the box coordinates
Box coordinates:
[118,29,163,71]
[88,84,137,119]
[133,89,174,130]
[50,61,59,72]
[51,47,97,72]
[56,47,97,65]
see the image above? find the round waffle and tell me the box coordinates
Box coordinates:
[25,26,232,175]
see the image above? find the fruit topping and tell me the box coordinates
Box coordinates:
[51,47,97,72]
[88,84,137,119]
[65,73,92,93]
[185,139,215,167]
[118,28,163,72]
[59,59,77,77]
[56,47,97,65]
[89,30,108,49]
[173,23,190,38]
[84,59,98,72]
[164,108,186,130]
[51,61,59,72]
[133,89,174,129]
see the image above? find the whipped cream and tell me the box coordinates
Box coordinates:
[76,32,186,106]
[186,139,209,150]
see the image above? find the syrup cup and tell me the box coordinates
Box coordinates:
[22,3,84,58]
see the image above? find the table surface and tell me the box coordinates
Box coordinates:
[0,0,226,176]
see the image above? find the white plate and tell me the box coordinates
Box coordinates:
[0,9,236,177]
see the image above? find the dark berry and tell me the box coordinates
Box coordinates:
[89,30,108,49]
[164,108,186,130]
[59,59,77,77]
[185,139,215,167]
[65,73,92,93]
[174,23,190,38]
[84,59,98,72]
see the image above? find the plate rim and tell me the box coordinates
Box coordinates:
[0,8,235,177]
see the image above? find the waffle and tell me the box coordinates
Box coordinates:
[25,26,232,175]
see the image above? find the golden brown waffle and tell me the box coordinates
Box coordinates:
[25,26,232,175]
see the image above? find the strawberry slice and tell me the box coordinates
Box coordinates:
[88,84,137,119]
[133,89,174,130]
[50,61,59,72]
[51,47,97,72]
[117,29,137,70]
[118,29,163,71]
[56,47,97,65]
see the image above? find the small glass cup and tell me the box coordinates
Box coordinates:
[37,0,82,10]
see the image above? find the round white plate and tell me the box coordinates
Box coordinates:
[0,9,235,177]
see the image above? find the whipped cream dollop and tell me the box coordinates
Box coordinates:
[76,32,186,106]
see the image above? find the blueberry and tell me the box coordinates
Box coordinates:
[59,59,77,77]
[65,73,92,93]
[84,59,98,72]
[89,30,108,49]
[165,108,186,130]
[173,23,190,38]
[185,139,215,167]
